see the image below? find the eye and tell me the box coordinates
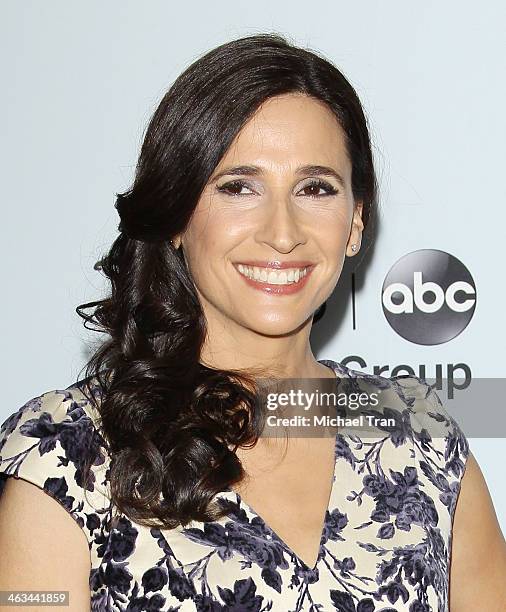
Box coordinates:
[215,178,339,198]
[216,180,255,197]
[299,179,339,198]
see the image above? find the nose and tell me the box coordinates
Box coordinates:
[254,197,307,254]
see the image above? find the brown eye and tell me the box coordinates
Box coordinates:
[300,179,339,198]
[216,180,253,196]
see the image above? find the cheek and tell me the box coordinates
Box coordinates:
[318,216,350,255]
[183,218,234,280]
[198,211,253,257]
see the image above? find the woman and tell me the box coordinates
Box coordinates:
[0,33,505,612]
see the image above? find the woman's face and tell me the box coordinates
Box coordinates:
[175,93,363,338]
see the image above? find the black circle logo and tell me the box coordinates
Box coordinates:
[382,249,477,345]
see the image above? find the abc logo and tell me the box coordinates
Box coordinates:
[382,249,476,345]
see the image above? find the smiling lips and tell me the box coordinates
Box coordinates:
[234,261,315,294]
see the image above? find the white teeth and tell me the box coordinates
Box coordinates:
[236,264,309,285]
[267,270,278,284]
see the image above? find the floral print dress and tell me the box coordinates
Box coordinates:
[0,360,469,612]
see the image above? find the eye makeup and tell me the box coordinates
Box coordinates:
[216,178,339,198]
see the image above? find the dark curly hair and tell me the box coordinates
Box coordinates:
[76,32,378,530]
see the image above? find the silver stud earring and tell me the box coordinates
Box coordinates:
[351,244,358,252]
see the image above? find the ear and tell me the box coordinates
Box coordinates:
[346,201,364,257]
[172,234,183,250]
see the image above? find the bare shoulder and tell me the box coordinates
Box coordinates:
[0,477,91,612]
[449,450,506,611]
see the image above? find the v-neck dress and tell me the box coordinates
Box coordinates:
[0,360,470,612]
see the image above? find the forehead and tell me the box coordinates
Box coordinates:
[217,93,350,174]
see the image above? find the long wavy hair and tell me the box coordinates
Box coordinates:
[76,32,378,529]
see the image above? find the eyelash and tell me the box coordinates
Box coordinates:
[216,178,339,198]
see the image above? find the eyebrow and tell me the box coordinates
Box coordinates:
[210,164,346,189]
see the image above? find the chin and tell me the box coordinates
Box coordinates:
[243,312,312,336]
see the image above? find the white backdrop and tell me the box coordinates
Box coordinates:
[1,0,504,532]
